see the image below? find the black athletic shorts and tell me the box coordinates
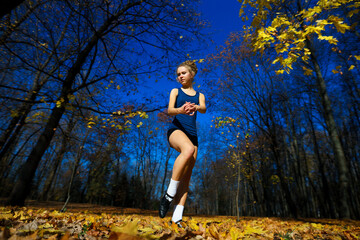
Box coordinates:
[167,128,198,147]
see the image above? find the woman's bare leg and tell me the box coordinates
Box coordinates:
[174,146,197,206]
[169,130,198,209]
[168,130,196,181]
[159,130,196,219]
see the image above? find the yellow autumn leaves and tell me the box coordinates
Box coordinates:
[240,0,359,75]
[1,206,360,239]
[87,111,148,130]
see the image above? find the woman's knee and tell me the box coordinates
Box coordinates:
[181,144,195,159]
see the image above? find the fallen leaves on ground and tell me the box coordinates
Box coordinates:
[0,205,359,239]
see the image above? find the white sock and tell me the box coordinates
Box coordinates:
[166,179,180,197]
[172,205,184,223]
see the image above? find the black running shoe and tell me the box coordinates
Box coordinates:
[159,193,173,218]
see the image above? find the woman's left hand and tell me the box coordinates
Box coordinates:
[184,102,197,115]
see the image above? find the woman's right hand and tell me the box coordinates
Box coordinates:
[181,102,196,115]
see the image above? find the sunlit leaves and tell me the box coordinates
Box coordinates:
[302,66,313,76]
[242,0,356,75]
[328,15,351,33]
[86,110,149,131]
[2,206,359,239]
[213,116,237,128]
[56,98,65,108]
[332,65,343,75]
[318,35,338,44]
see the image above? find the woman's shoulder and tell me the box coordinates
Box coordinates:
[170,88,179,95]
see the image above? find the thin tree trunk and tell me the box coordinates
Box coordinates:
[305,38,351,218]
[268,107,298,217]
[236,156,241,221]
[61,131,88,212]
[41,115,76,200]
[307,107,336,218]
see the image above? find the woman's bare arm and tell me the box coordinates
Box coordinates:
[167,89,186,115]
[195,93,206,114]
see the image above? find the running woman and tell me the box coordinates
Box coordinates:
[159,60,206,227]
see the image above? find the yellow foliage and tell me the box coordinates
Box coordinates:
[275,69,285,75]
[318,35,338,44]
[347,8,359,17]
[348,65,355,71]
[245,0,354,74]
[328,15,351,33]
[302,66,313,76]
[56,98,64,108]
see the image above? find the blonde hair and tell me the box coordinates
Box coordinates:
[177,60,198,77]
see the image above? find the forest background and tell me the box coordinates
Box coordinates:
[0,0,359,221]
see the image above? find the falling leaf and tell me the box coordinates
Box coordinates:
[348,65,355,71]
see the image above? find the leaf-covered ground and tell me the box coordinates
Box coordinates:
[0,202,359,239]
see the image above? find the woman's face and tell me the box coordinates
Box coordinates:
[177,66,193,86]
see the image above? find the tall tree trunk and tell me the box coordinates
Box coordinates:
[7,1,142,205]
[306,38,351,218]
[8,89,71,206]
[41,115,76,200]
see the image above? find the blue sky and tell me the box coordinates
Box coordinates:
[197,0,244,123]
[199,0,243,47]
